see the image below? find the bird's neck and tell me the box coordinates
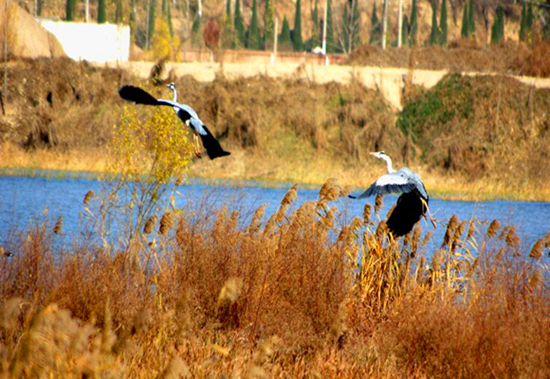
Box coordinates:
[382,155,395,173]
[171,88,178,102]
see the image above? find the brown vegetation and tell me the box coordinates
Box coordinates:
[349,40,550,78]
[0,181,549,377]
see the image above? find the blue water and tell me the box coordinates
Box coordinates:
[0,175,549,250]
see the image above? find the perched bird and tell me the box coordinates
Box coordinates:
[349,151,431,237]
[118,84,231,160]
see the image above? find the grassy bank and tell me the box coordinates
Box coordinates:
[0,181,549,378]
[1,59,550,201]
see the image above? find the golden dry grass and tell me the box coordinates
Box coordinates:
[0,180,549,378]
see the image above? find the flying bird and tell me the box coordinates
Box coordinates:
[118,84,231,160]
[349,151,431,237]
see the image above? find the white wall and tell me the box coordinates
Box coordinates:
[38,20,130,63]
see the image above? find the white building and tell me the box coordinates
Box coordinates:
[38,20,130,63]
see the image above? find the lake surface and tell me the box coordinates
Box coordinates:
[0,175,549,251]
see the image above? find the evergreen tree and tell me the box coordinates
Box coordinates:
[115,0,124,24]
[490,6,504,44]
[519,1,526,42]
[310,0,321,48]
[293,0,304,51]
[234,0,246,46]
[264,0,275,49]
[98,0,107,23]
[247,0,262,49]
[326,0,335,52]
[461,1,469,38]
[279,15,293,51]
[222,0,233,49]
[351,0,360,49]
[429,0,438,45]
[409,0,418,46]
[37,0,44,16]
[369,1,381,45]
[526,2,534,43]
[401,14,409,46]
[439,0,447,46]
[148,0,156,47]
[65,0,75,21]
[468,0,475,37]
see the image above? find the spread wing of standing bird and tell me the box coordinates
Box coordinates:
[349,151,431,237]
[118,84,231,160]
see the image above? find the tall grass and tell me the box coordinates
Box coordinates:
[0,180,548,378]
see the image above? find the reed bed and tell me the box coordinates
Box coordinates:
[0,180,549,378]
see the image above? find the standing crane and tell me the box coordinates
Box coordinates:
[349,151,433,237]
[118,84,231,160]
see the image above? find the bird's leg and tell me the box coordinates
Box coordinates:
[421,198,437,229]
[193,133,202,159]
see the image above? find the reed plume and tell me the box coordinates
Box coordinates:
[374,195,383,214]
[143,215,158,234]
[486,220,501,239]
[83,190,95,205]
[53,216,63,235]
[159,212,173,236]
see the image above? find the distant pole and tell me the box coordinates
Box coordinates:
[397,0,402,47]
[85,0,89,22]
[322,0,328,55]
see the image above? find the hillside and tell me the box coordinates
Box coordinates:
[1,58,549,201]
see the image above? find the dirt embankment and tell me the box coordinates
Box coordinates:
[1,58,549,199]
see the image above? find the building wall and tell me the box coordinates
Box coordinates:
[38,20,130,63]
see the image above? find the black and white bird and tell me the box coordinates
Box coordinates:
[118,84,230,160]
[349,151,431,237]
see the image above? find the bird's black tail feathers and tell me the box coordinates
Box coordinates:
[118,85,161,106]
[386,190,428,237]
[199,125,231,160]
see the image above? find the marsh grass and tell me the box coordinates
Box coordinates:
[0,179,548,378]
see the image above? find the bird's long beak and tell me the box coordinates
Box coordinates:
[369,152,376,156]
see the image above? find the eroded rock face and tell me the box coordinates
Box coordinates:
[0,2,65,59]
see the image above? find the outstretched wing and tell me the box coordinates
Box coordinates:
[349,170,416,199]
[386,189,428,237]
[118,85,162,105]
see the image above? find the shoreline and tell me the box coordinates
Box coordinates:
[2,152,549,203]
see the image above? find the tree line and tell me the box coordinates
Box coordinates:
[57,0,548,55]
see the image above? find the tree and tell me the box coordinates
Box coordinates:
[461,1,469,38]
[429,0,438,45]
[98,0,107,23]
[401,14,409,46]
[115,0,124,24]
[468,0,475,38]
[279,15,293,51]
[264,0,275,49]
[369,1,381,45]
[234,0,246,47]
[162,0,173,36]
[519,0,527,42]
[409,0,418,46]
[247,0,262,49]
[382,0,388,48]
[148,0,156,48]
[65,0,75,21]
[439,0,447,46]
[222,0,234,49]
[293,0,304,51]
[526,2,534,43]
[341,0,360,54]
[326,0,335,52]
[309,0,321,49]
[491,5,505,44]
[130,0,137,42]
